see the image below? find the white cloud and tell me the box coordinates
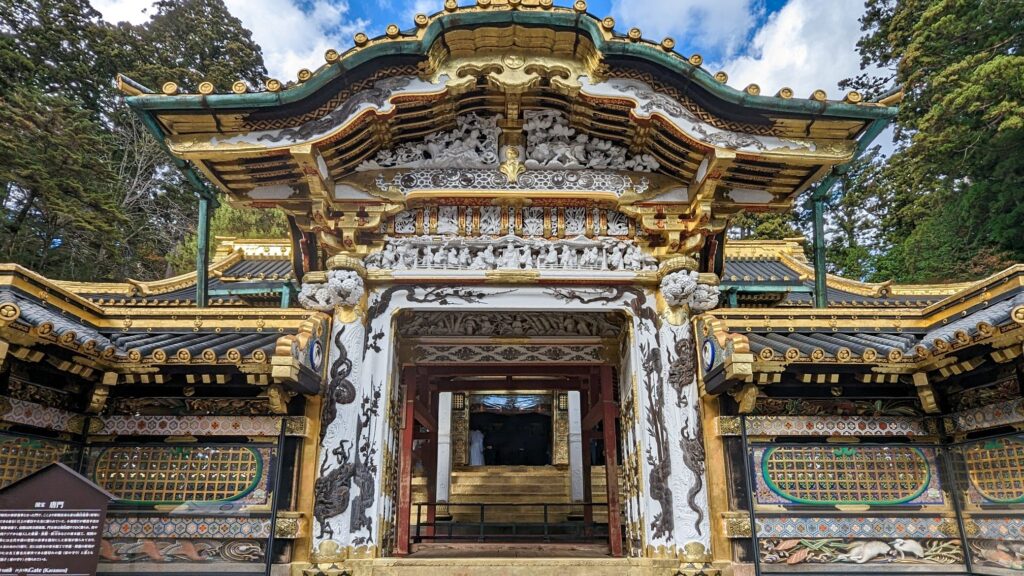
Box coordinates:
[720,0,874,98]
[223,0,369,81]
[611,0,763,59]
[91,0,369,82]
[91,0,151,25]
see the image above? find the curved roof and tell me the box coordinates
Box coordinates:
[121,0,897,256]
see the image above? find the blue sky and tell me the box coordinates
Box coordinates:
[94,0,878,100]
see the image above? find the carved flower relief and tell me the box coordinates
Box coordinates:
[564,207,586,235]
[395,210,416,234]
[607,210,630,235]
[522,207,545,236]
[480,206,502,234]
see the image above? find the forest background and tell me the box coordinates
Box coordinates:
[0,0,1020,283]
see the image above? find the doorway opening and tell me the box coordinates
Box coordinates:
[469,412,552,466]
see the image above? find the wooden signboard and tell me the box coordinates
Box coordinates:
[0,463,114,576]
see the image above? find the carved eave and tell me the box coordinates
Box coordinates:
[0,264,325,389]
[123,1,894,260]
[701,266,1024,397]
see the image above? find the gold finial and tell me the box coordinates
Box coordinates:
[161,81,179,95]
[325,49,340,63]
[844,90,863,103]
[688,54,703,66]
[386,24,400,37]
[198,81,214,95]
[499,147,526,184]
[573,0,587,13]
[414,13,429,26]
[601,16,615,31]
[811,89,827,101]
[444,0,458,12]
[266,78,282,92]
[776,87,793,98]
[744,83,760,96]
[714,71,728,83]
[297,68,312,82]
[232,81,247,94]
[627,27,642,41]
[660,37,675,51]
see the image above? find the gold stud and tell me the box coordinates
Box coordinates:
[811,89,827,101]
[444,0,458,11]
[386,24,400,38]
[232,81,247,94]
[508,0,521,7]
[844,90,863,103]
[601,16,615,31]
[266,79,282,92]
[714,71,728,83]
[688,54,703,66]
[354,32,369,46]
[161,81,178,95]
[198,81,214,95]
[297,68,312,82]
[660,37,675,51]
[573,0,587,13]
[776,87,793,99]
[325,49,340,63]
[539,0,553,8]
[627,27,641,41]
[477,0,490,5]
[745,83,760,96]
[414,13,429,27]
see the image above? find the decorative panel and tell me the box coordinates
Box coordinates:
[963,436,1024,505]
[86,445,273,506]
[753,445,944,507]
[950,398,1024,434]
[755,516,954,539]
[739,415,932,437]
[103,514,272,539]
[0,433,76,488]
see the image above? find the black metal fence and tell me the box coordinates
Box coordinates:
[412,501,610,545]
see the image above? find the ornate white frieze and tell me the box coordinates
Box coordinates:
[298,270,365,311]
[660,270,720,312]
[356,113,499,171]
[397,311,624,338]
[413,343,605,364]
[380,206,635,238]
[373,167,649,197]
[523,110,659,171]
[364,234,657,272]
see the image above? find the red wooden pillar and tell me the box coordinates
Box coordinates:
[395,367,419,555]
[600,364,623,557]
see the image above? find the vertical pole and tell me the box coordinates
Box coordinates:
[567,391,584,503]
[264,422,287,575]
[812,196,828,308]
[600,365,623,557]
[396,367,418,555]
[195,195,211,308]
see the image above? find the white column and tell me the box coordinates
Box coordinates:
[435,391,453,503]
[568,390,584,502]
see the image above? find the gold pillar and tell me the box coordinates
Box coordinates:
[552,391,569,465]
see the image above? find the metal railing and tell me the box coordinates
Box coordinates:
[412,501,610,545]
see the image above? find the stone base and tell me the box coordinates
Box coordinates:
[294,558,730,576]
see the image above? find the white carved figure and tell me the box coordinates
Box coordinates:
[523,110,659,172]
[437,206,459,234]
[357,113,500,171]
[365,235,658,273]
[660,270,721,311]
[298,270,365,311]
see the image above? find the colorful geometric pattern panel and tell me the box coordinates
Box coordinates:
[0,433,76,488]
[960,435,1024,506]
[86,445,273,506]
[753,445,945,507]
[98,538,265,564]
[755,516,956,539]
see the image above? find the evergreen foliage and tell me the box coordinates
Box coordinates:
[0,0,281,281]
